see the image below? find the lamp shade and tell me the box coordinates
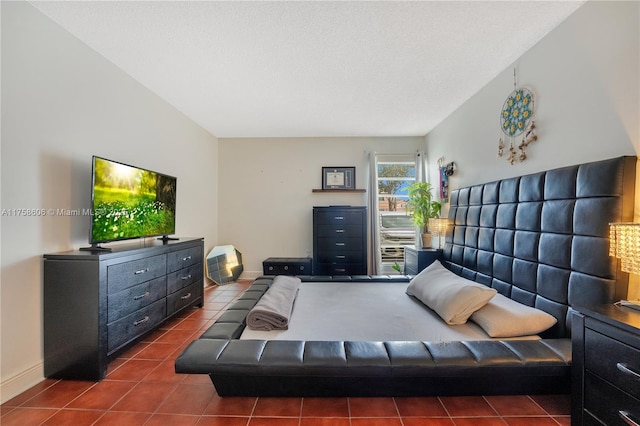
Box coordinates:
[609,223,640,274]
[429,218,449,236]
[428,218,449,249]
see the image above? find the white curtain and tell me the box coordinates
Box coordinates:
[414,151,428,248]
[415,151,428,183]
[367,152,381,274]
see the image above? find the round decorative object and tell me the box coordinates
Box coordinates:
[500,88,534,137]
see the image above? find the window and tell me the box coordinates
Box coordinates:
[375,155,417,274]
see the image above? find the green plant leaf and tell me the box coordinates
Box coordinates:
[407,182,441,233]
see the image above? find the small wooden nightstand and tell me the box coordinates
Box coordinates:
[572,304,640,426]
[403,247,442,275]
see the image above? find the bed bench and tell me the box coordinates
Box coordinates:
[176,275,571,396]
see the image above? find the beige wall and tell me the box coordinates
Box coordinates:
[1,1,219,401]
[425,0,638,189]
[217,137,424,276]
[425,0,639,296]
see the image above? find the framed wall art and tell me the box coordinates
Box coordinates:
[322,167,355,190]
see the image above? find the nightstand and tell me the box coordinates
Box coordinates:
[262,257,312,275]
[403,247,442,275]
[572,304,640,426]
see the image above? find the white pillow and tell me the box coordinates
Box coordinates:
[406,260,497,325]
[470,293,557,337]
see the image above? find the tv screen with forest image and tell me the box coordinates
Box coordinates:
[89,156,176,244]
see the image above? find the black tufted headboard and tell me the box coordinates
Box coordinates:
[442,156,636,338]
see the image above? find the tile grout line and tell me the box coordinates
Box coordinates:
[436,396,453,420]
[392,397,405,426]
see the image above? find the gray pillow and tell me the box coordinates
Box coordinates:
[406,260,497,325]
[470,293,557,337]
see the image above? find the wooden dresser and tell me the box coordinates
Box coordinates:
[313,206,367,275]
[44,237,204,380]
[572,304,640,425]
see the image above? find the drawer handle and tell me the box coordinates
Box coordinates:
[336,242,345,246]
[617,363,640,381]
[182,256,192,261]
[133,316,149,326]
[335,229,345,233]
[619,410,640,426]
[181,274,193,280]
[134,268,149,275]
[335,268,346,272]
[181,292,192,300]
[133,291,150,301]
[336,255,346,259]
[334,216,344,220]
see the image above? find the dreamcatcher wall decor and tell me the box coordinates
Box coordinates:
[498,69,538,164]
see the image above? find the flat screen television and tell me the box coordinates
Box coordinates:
[84,156,177,250]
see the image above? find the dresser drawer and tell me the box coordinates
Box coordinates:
[315,263,365,275]
[314,209,364,226]
[167,281,202,316]
[316,224,364,238]
[585,327,640,400]
[107,276,167,323]
[107,255,167,293]
[315,251,363,264]
[316,237,363,251]
[107,299,166,353]
[584,372,640,426]
[167,246,202,273]
[167,263,203,294]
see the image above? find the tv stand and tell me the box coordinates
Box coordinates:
[158,235,180,242]
[79,243,112,252]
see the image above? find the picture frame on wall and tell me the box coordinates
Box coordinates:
[322,167,356,190]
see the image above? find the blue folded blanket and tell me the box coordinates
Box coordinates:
[246,275,301,331]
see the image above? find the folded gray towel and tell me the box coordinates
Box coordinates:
[246,275,301,331]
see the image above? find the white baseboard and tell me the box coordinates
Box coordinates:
[0,362,45,404]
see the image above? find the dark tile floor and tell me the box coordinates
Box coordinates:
[1,280,571,425]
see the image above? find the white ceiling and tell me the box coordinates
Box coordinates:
[31,0,584,138]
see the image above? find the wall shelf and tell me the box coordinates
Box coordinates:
[312,189,366,193]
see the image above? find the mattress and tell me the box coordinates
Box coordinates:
[240,281,539,342]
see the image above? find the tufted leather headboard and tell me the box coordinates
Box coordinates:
[442,156,636,338]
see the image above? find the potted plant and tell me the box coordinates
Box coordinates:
[407,182,442,248]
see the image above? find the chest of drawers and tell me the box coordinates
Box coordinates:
[44,238,204,380]
[313,206,367,275]
[572,305,640,425]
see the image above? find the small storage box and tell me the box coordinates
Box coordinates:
[262,257,312,275]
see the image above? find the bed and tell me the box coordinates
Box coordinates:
[175,156,636,396]
[239,280,543,342]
